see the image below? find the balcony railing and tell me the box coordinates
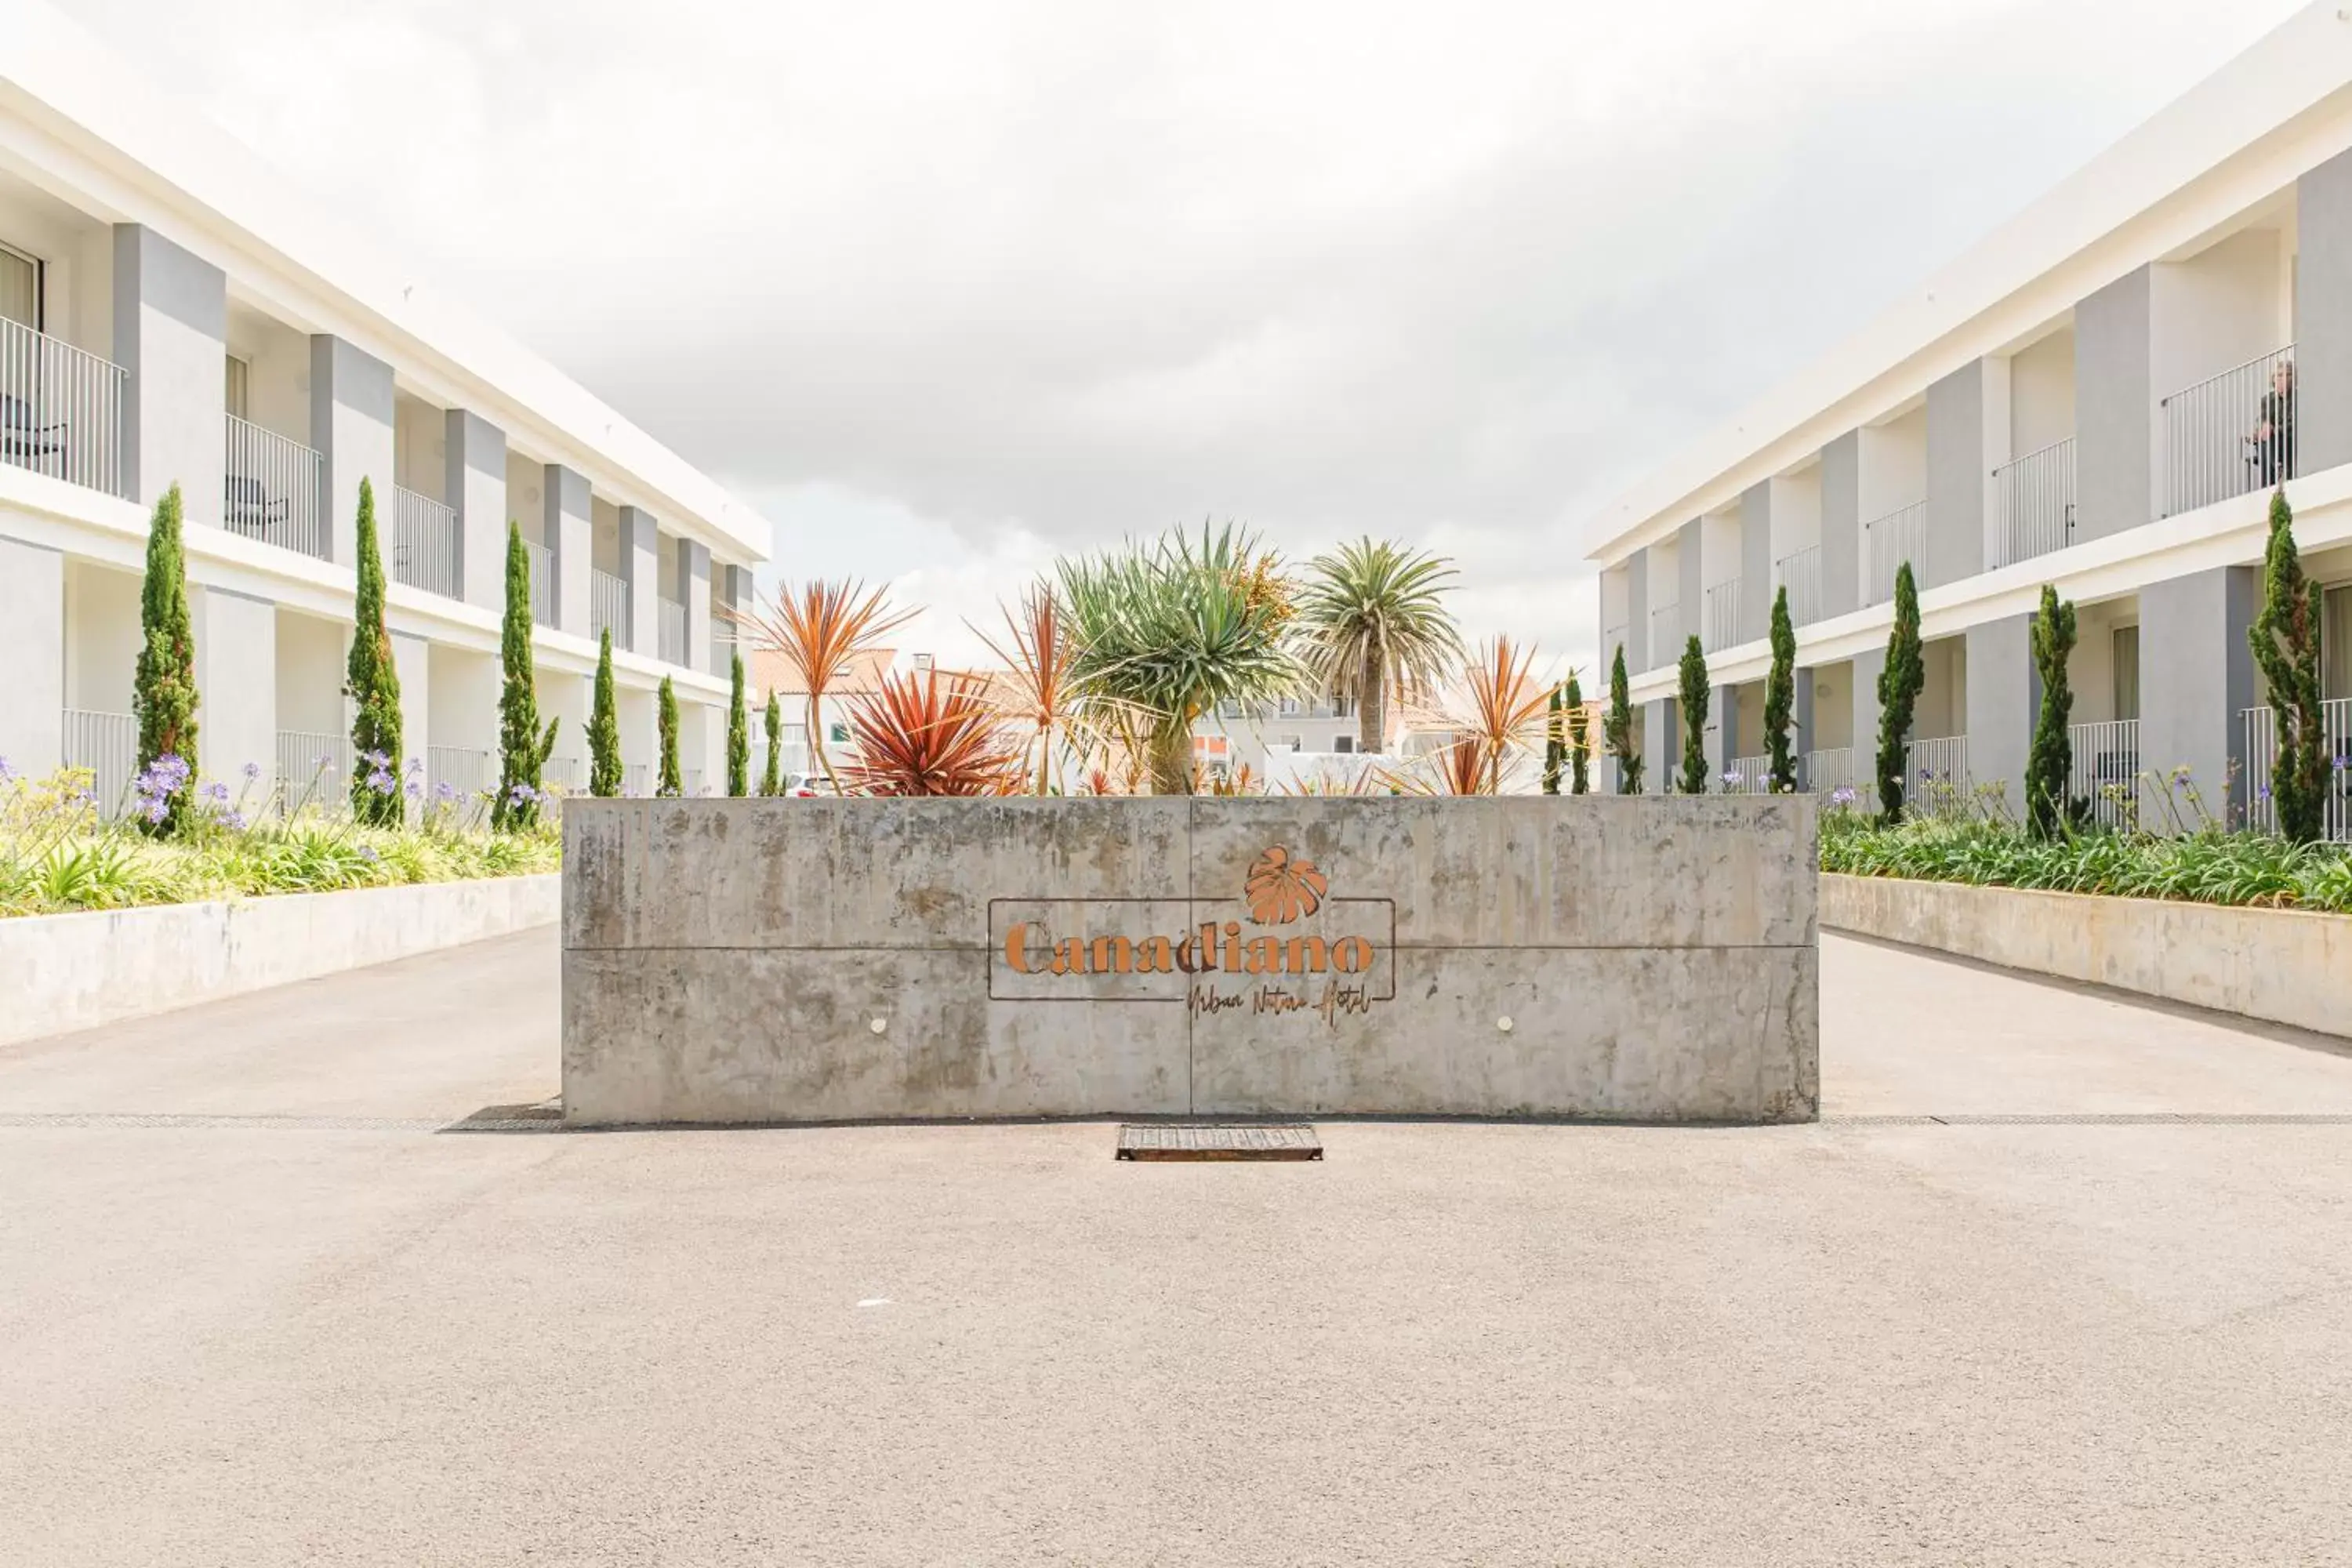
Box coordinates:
[1991,435,2076,569]
[1863,501,1926,607]
[274,730,353,814]
[543,754,586,793]
[658,598,688,666]
[2067,718,2139,830]
[591,569,630,646]
[427,746,495,822]
[524,539,554,626]
[60,708,137,818]
[1772,546,1821,627]
[2,318,127,499]
[223,414,328,560]
[1648,601,1682,666]
[1903,735,1970,818]
[391,486,461,599]
[622,761,652,797]
[2161,344,2294,518]
[1724,753,1773,794]
[1702,576,1744,652]
[2242,699,2352,841]
[1805,747,1857,802]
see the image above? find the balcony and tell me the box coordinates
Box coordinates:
[1724,753,1773,794]
[1863,501,1926,607]
[1991,436,2075,569]
[391,486,460,598]
[1702,576,1744,652]
[60,708,136,817]
[2161,345,2293,518]
[223,414,328,561]
[658,597,688,666]
[1903,734,1970,818]
[2243,699,2351,841]
[1648,601,1682,666]
[1772,546,1821,627]
[524,539,554,626]
[1,318,127,499]
[1804,747,1857,800]
[426,745,495,818]
[591,568,630,646]
[2067,718,2139,830]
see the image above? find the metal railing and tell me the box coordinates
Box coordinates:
[223,414,328,560]
[61,709,138,817]
[1723,753,1773,794]
[1702,577,1745,652]
[1648,602,1682,666]
[1,318,127,498]
[543,754,585,793]
[2067,718,2139,830]
[681,768,708,797]
[274,730,353,813]
[2242,699,2352,840]
[426,746,495,814]
[1903,735,1970,818]
[1991,435,2075,569]
[1772,546,1821,627]
[658,598,688,666]
[2161,344,2294,517]
[591,569,630,646]
[1863,501,1926,607]
[711,626,736,676]
[621,761,652,797]
[1805,747,1857,802]
[392,486,461,599]
[524,539,554,626]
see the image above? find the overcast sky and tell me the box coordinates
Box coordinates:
[82,0,2305,673]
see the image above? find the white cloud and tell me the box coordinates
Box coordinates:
[73,0,2309,670]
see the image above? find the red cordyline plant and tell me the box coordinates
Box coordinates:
[728,579,918,794]
[1455,636,1553,793]
[838,669,1024,797]
[971,585,1084,795]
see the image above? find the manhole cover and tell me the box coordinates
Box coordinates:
[1116,1123,1322,1161]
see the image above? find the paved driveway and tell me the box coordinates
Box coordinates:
[2,930,2348,1566]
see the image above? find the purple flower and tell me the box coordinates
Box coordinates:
[366,769,396,795]
[1830,786,1857,807]
[223,810,248,832]
[434,782,458,803]
[360,749,390,770]
[0,756,13,782]
[1722,771,1743,786]
[358,844,380,864]
[407,756,423,773]
[242,761,262,782]
[200,781,230,804]
[405,779,423,800]
[2258,783,2273,800]
[142,797,169,825]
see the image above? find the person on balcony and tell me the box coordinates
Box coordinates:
[2253,359,2295,487]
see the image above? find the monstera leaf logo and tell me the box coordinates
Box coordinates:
[1243,845,1327,926]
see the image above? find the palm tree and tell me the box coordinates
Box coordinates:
[1057,523,1304,795]
[1290,538,1466,753]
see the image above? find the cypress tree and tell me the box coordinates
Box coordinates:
[1875,561,1926,823]
[494,521,559,832]
[1565,669,1590,795]
[656,676,681,797]
[1676,634,1710,794]
[2027,584,2079,838]
[2249,488,2325,842]
[727,649,750,796]
[1542,684,1563,795]
[133,483,199,835]
[760,689,784,797]
[345,477,403,826]
[588,630,622,797]
[1765,584,1797,793]
[1605,643,1642,795]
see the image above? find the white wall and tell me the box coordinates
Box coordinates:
[1917,637,1965,740]
[506,450,548,546]
[2009,326,2077,457]
[63,559,138,712]
[191,586,276,784]
[224,299,310,446]
[426,643,498,756]
[0,535,66,774]
[1857,406,1927,521]
[389,631,430,772]
[1769,468,1822,560]
[2151,226,2286,397]
[0,173,112,357]
[274,608,347,736]
[592,497,621,575]
[1809,662,1853,752]
[391,390,446,502]
[1699,506,1740,592]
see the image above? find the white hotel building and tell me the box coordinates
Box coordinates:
[0,2,769,809]
[1587,3,2352,837]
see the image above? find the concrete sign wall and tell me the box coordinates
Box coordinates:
[562,797,1819,1126]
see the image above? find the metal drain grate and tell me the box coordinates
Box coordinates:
[1116,1123,1323,1161]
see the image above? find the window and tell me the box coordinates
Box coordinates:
[0,241,39,330]
[828,722,850,744]
[1331,695,1356,718]
[1332,735,1356,754]
[2113,626,2140,724]
[1276,735,1304,751]
[223,354,250,421]
[1279,697,1301,717]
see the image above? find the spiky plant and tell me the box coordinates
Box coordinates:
[1765,584,1797,793]
[2250,488,2326,842]
[838,669,1023,797]
[1875,562,1926,823]
[760,688,783,797]
[1605,643,1642,794]
[494,522,559,832]
[972,584,1094,794]
[732,579,918,794]
[656,676,681,797]
[1450,636,1553,794]
[133,483,198,835]
[1055,523,1305,795]
[2026,584,2078,838]
[1676,635,1709,794]
[1290,538,1466,754]
[1565,669,1591,795]
[588,630,621,797]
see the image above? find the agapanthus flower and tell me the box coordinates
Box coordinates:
[242,761,262,782]
[367,769,396,794]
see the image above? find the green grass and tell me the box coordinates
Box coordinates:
[0,766,559,920]
[1820,811,2352,915]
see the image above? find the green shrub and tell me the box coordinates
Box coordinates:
[761,689,783,797]
[1605,644,1641,795]
[1875,562,1924,822]
[134,484,198,834]
[2026,585,2078,838]
[1675,635,1708,794]
[346,477,404,828]
[1765,586,1796,793]
[1565,669,1590,796]
[2250,488,2327,843]
[728,650,750,797]
[494,521,558,833]
[657,676,681,797]
[589,630,622,797]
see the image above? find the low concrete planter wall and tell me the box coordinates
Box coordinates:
[564,797,1820,1126]
[1820,873,2352,1039]
[0,874,561,1047]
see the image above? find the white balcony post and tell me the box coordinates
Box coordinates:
[309,335,395,567]
[2297,144,2352,477]
[111,224,227,529]
[677,535,712,673]
[1818,430,1861,619]
[1964,613,2034,817]
[445,409,507,612]
[2140,565,2259,830]
[190,584,276,789]
[0,537,66,779]
[618,506,660,659]
[544,464,593,638]
[1739,481,1772,645]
